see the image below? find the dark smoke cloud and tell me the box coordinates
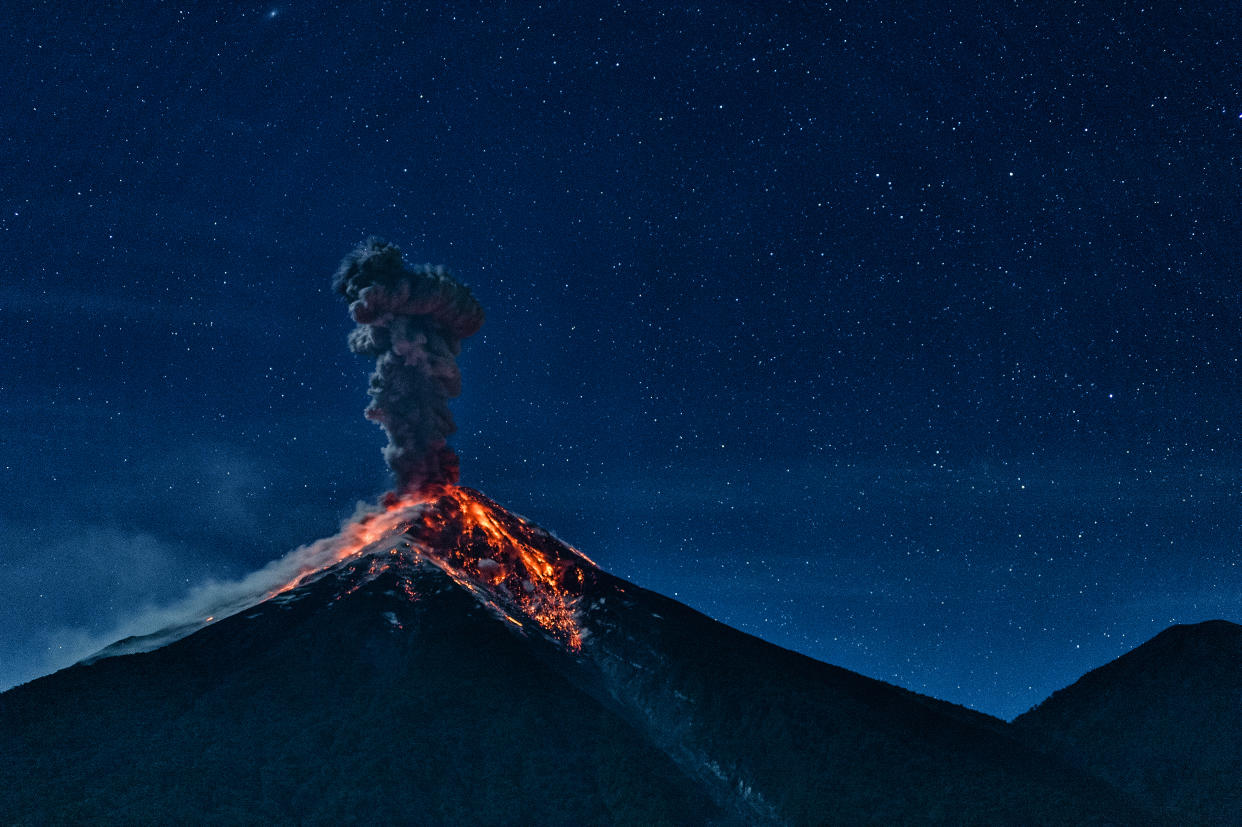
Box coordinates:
[333,238,484,494]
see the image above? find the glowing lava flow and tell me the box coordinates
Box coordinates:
[269,487,591,651]
[416,487,589,651]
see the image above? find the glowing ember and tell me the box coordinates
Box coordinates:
[267,487,591,651]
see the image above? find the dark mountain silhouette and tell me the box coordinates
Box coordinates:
[0,490,1167,824]
[574,568,1149,824]
[0,556,717,825]
[1014,619,1242,825]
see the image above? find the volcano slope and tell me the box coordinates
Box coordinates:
[0,556,717,825]
[0,489,1155,825]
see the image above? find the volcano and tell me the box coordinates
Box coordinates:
[0,486,1164,824]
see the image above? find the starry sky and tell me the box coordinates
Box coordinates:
[2,2,1238,719]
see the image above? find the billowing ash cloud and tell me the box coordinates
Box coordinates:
[333,238,484,494]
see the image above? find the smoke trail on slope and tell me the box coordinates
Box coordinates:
[44,500,413,677]
[333,238,484,495]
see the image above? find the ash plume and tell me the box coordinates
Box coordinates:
[333,238,484,495]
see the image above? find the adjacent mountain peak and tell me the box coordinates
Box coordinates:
[1017,618,1242,718]
[1015,619,1242,823]
[1173,618,1241,632]
[1147,618,1242,646]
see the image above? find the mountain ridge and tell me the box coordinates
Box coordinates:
[1,489,1175,824]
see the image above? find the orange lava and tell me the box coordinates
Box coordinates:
[424,487,587,651]
[269,486,589,651]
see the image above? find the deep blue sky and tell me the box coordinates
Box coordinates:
[2,2,1238,719]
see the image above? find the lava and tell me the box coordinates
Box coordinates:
[269,487,591,651]
[415,487,589,651]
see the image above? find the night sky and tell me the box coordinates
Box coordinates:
[2,2,1239,720]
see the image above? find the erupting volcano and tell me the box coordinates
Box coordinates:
[79,240,598,666]
[312,240,589,653]
[177,240,596,659]
[4,241,1229,825]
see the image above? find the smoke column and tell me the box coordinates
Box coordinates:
[333,238,484,495]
